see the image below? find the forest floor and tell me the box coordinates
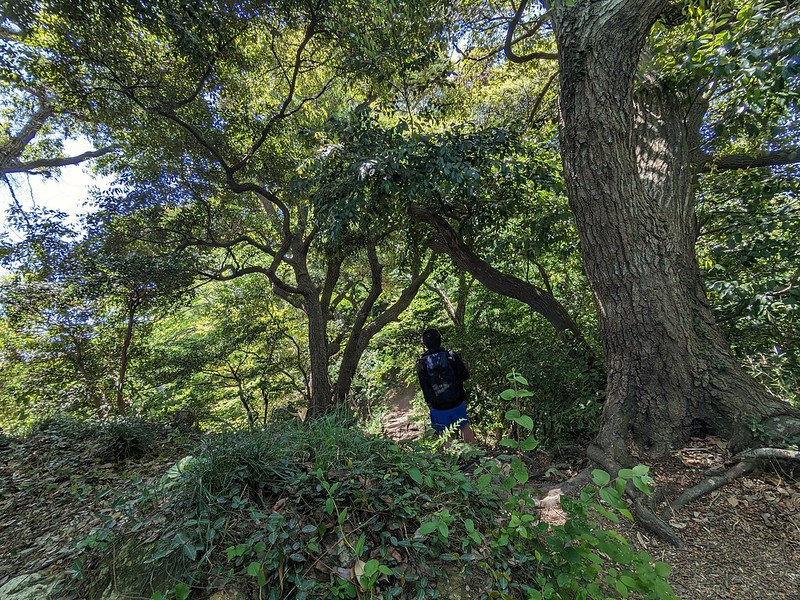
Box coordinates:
[380,388,800,600]
[0,393,798,599]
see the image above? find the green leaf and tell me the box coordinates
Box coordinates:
[246,561,261,576]
[364,559,380,577]
[418,521,438,535]
[182,542,198,561]
[408,467,423,484]
[511,457,529,484]
[501,387,517,399]
[499,439,519,448]
[476,473,492,488]
[438,522,450,538]
[505,409,522,419]
[654,562,671,578]
[591,469,611,486]
[174,583,191,600]
[519,436,540,451]
[513,373,529,386]
[632,477,651,494]
[355,533,366,556]
[513,415,534,430]
[599,487,625,509]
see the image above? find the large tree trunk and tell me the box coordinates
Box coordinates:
[551,0,799,461]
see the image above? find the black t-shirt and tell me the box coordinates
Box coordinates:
[416,347,470,410]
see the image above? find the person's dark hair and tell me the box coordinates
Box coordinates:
[422,328,442,350]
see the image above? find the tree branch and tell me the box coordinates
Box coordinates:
[2,146,118,175]
[364,254,436,336]
[694,147,800,172]
[504,1,557,63]
[407,204,595,363]
[587,445,684,547]
[0,101,54,171]
[527,69,559,123]
[663,461,755,519]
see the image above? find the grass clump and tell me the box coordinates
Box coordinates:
[78,412,676,600]
[98,417,157,462]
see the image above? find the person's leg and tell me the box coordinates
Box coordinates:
[449,402,475,444]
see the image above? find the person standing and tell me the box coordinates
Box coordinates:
[416,328,476,443]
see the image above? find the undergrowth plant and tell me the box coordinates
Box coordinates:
[76,407,676,599]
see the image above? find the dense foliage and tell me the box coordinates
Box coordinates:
[72,413,674,600]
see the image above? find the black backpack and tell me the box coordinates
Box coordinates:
[424,350,459,405]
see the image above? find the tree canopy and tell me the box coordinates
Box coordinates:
[0,0,798,470]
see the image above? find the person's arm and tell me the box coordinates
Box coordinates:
[450,351,470,382]
[417,358,435,406]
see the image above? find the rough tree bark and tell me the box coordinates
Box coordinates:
[550,0,800,461]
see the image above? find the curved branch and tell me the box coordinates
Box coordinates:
[504,1,557,63]
[694,147,800,172]
[231,11,319,172]
[365,254,436,336]
[407,204,595,363]
[732,447,800,462]
[527,69,559,123]
[0,101,54,171]
[178,236,303,297]
[2,146,118,175]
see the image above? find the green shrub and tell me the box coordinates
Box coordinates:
[98,417,157,462]
[82,412,675,599]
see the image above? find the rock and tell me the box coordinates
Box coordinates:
[0,572,65,599]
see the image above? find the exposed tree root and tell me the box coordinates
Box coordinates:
[662,447,800,519]
[662,461,755,520]
[587,445,684,547]
[535,467,593,510]
[533,443,800,548]
[732,447,800,463]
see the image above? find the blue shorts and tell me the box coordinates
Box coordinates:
[430,402,469,433]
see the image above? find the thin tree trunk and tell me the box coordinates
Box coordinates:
[302,286,332,418]
[115,294,139,414]
[332,254,435,403]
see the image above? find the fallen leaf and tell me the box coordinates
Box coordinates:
[353,559,366,580]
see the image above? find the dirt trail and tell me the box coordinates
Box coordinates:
[380,384,423,442]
